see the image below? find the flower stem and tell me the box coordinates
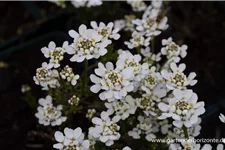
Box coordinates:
[136,46,141,54]
[151,37,155,54]
[83,59,88,92]
[182,126,189,139]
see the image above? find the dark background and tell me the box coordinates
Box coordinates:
[0,1,225,150]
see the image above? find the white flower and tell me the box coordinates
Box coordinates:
[141,47,161,65]
[159,119,172,135]
[71,0,102,8]
[161,62,197,90]
[128,115,157,141]
[48,0,66,8]
[68,95,80,106]
[151,0,163,9]
[89,111,120,146]
[53,127,90,150]
[136,94,157,116]
[86,109,96,120]
[41,41,68,68]
[90,62,134,100]
[35,95,67,126]
[33,62,60,90]
[122,146,132,150]
[90,21,120,41]
[219,113,225,123]
[161,37,187,60]
[127,0,147,12]
[105,95,137,120]
[21,84,31,93]
[60,65,79,86]
[141,66,162,94]
[125,31,151,49]
[158,89,205,128]
[67,24,110,62]
[133,6,168,37]
[114,15,136,32]
[117,50,149,82]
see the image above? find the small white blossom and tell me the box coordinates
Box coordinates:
[41,41,68,68]
[35,95,66,126]
[141,47,161,65]
[151,0,163,9]
[67,24,110,62]
[60,65,79,85]
[141,66,162,94]
[21,84,31,93]
[71,0,102,8]
[53,127,90,150]
[114,15,136,32]
[133,5,168,37]
[86,109,96,120]
[91,21,120,41]
[89,111,120,146]
[161,62,197,90]
[125,31,151,49]
[159,119,172,135]
[48,0,66,8]
[122,146,132,150]
[219,113,225,123]
[136,94,157,116]
[127,0,147,12]
[68,95,80,106]
[90,62,134,100]
[161,37,187,60]
[117,50,149,82]
[105,95,137,120]
[33,62,60,90]
[128,115,157,141]
[158,89,205,128]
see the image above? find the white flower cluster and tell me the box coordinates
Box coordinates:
[54,127,90,150]
[60,65,79,86]
[71,0,102,8]
[128,115,158,141]
[35,95,67,126]
[89,111,120,146]
[33,62,60,90]
[66,23,119,62]
[127,0,147,12]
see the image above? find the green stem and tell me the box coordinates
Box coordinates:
[83,59,88,92]
[151,37,155,54]
[136,46,141,54]
[182,126,189,139]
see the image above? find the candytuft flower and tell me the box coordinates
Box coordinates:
[71,0,102,8]
[35,95,66,126]
[53,127,90,150]
[89,111,120,146]
[66,24,110,62]
[90,62,134,100]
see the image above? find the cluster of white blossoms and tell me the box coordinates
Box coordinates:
[54,127,90,150]
[128,115,158,141]
[33,62,60,90]
[35,95,67,126]
[127,0,147,12]
[105,95,137,121]
[71,0,102,8]
[89,112,120,146]
[60,65,80,86]
[31,1,225,150]
[66,24,119,62]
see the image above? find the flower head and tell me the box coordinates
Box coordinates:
[67,25,110,62]
[90,62,134,100]
[35,95,67,126]
[89,111,120,146]
[53,127,90,150]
